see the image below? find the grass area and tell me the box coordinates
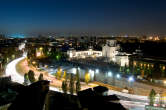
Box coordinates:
[16,59,28,75]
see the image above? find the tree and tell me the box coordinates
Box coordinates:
[76,69,81,94]
[69,74,74,95]
[149,89,156,106]
[62,80,67,94]
[85,71,90,84]
[23,73,29,85]
[56,67,62,80]
[28,70,36,83]
[38,73,44,81]
[63,70,67,79]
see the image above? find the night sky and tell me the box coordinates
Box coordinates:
[0,0,166,36]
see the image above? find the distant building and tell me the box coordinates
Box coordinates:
[102,40,129,66]
[115,52,129,67]
[67,39,130,67]
[36,47,44,58]
[102,40,119,62]
[67,46,102,59]
[129,55,166,79]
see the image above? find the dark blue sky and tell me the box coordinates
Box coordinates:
[0,0,166,35]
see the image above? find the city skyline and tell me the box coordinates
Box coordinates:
[0,0,166,35]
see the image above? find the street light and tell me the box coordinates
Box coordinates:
[72,68,77,74]
[108,71,112,77]
[128,76,134,89]
[163,81,166,86]
[95,69,99,74]
[116,74,120,79]
[164,81,166,84]
[32,61,36,65]
[128,76,134,82]
[39,47,43,50]
[89,69,94,81]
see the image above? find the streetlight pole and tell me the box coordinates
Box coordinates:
[128,76,134,92]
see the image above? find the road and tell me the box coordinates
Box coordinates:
[5,57,147,110]
[5,56,59,92]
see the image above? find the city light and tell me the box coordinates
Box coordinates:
[36,52,41,57]
[39,47,43,50]
[72,68,77,74]
[108,72,112,77]
[95,69,99,74]
[32,61,36,65]
[128,76,134,82]
[116,74,120,79]
[89,69,94,78]
[89,69,94,74]
[56,55,60,60]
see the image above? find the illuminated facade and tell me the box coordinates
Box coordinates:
[102,40,129,66]
[115,54,129,66]
[67,48,102,59]
[68,40,129,67]
[102,40,119,61]
[36,47,44,58]
[129,57,166,79]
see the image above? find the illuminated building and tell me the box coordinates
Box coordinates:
[36,47,44,58]
[102,40,129,66]
[115,53,129,66]
[67,47,102,59]
[102,40,119,61]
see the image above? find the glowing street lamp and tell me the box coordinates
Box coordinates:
[128,76,134,82]
[89,69,94,80]
[128,76,134,89]
[72,68,77,74]
[32,61,36,65]
[164,81,166,84]
[108,71,112,77]
[95,69,99,74]
[39,47,43,50]
[116,74,120,79]
[163,81,166,86]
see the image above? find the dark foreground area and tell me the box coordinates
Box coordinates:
[0,76,126,110]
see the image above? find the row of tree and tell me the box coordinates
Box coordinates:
[62,69,81,95]
[24,69,81,95]
[54,67,91,85]
[23,70,44,85]
[148,89,165,107]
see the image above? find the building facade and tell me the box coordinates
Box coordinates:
[67,48,102,59]
[102,40,129,66]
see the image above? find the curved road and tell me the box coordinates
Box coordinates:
[5,57,59,91]
[5,57,25,84]
[5,57,147,110]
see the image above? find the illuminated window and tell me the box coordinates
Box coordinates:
[151,64,154,68]
[147,64,149,68]
[140,63,143,67]
[144,64,146,67]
